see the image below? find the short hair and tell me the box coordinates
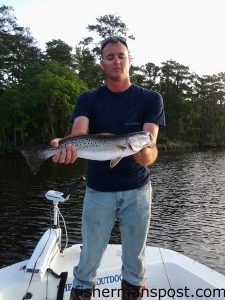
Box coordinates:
[100,36,128,54]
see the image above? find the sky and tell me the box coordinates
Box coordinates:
[3,0,225,76]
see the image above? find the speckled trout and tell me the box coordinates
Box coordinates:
[21,131,155,174]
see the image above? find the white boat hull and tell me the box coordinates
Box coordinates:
[1,244,225,300]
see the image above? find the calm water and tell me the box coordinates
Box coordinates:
[1,149,225,276]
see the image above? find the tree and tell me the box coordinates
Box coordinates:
[159,60,194,141]
[130,63,161,90]
[45,39,73,67]
[74,14,135,89]
[193,74,225,145]
[87,14,135,40]
[0,83,29,150]
[0,61,88,150]
[0,5,41,86]
[23,61,88,142]
[1,6,225,152]
[0,5,16,34]
[74,46,103,89]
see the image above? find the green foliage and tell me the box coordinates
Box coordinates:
[0,6,41,87]
[0,61,87,149]
[1,7,225,153]
[45,39,73,66]
[74,46,103,89]
[79,13,135,59]
[23,61,87,142]
[87,14,135,40]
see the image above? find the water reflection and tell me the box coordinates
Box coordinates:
[0,150,225,276]
[149,150,225,274]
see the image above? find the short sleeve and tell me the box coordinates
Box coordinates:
[70,93,92,123]
[143,91,166,127]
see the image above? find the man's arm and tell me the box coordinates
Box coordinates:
[51,116,89,164]
[133,123,159,166]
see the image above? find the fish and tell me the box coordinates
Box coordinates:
[21,131,155,174]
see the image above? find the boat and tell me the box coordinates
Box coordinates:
[0,177,225,300]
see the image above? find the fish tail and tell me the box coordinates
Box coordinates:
[21,149,48,175]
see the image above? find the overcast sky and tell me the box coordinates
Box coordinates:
[3,0,225,76]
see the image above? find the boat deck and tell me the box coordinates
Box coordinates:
[0,245,225,299]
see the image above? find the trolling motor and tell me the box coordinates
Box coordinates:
[45,176,86,228]
[25,176,86,279]
[45,176,86,202]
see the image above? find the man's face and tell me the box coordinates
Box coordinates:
[100,42,131,81]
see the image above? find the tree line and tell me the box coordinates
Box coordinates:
[1,5,225,154]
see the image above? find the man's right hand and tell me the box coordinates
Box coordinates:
[50,138,78,164]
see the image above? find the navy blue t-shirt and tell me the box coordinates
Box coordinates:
[71,85,166,191]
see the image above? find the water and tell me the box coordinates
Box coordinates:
[0,149,225,276]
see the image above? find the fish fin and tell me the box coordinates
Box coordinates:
[21,149,49,175]
[61,132,114,141]
[60,132,86,142]
[110,157,123,168]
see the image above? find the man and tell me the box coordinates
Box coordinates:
[51,37,166,300]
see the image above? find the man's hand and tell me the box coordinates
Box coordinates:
[50,138,77,164]
[134,123,159,166]
[133,145,158,166]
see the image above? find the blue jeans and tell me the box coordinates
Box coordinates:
[73,182,152,288]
